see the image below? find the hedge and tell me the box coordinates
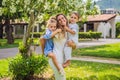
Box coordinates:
[79,32,102,40]
[30,32,102,40]
[116,22,120,38]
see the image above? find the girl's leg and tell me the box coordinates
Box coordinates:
[48,53,64,75]
[49,58,66,80]
[63,46,72,68]
[63,60,71,68]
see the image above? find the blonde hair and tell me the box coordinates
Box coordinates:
[46,17,57,28]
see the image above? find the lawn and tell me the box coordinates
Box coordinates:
[65,60,120,80]
[1,40,120,79]
[0,38,40,49]
[0,59,120,80]
[72,42,120,59]
[0,39,22,49]
[0,59,9,78]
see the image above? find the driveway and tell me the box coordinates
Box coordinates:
[0,39,120,59]
[77,38,120,48]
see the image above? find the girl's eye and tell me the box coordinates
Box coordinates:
[74,17,76,19]
[71,16,76,19]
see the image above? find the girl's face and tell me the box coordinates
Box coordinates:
[70,13,78,24]
[48,23,56,32]
[57,15,67,26]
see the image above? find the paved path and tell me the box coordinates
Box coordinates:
[0,47,42,59]
[72,56,120,65]
[77,38,120,48]
[0,39,120,64]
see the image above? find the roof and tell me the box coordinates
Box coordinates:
[85,14,116,23]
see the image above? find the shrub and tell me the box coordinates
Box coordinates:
[89,32,102,40]
[116,22,120,38]
[117,34,120,39]
[79,32,102,39]
[9,54,48,80]
[30,32,43,38]
[79,32,91,39]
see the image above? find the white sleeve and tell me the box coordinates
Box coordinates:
[71,24,79,33]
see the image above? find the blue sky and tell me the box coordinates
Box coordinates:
[83,0,100,2]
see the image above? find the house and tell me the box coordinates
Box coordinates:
[82,14,116,38]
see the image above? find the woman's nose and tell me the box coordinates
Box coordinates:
[61,19,64,22]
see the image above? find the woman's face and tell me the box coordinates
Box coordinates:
[57,15,67,26]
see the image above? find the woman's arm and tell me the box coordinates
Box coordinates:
[40,37,46,55]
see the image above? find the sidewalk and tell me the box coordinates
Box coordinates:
[77,38,120,48]
[72,56,120,65]
[0,39,120,64]
[0,47,42,59]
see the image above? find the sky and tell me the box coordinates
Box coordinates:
[83,0,101,2]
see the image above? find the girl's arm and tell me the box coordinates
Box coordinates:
[51,29,62,38]
[64,26,75,35]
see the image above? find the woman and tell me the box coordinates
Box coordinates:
[40,14,68,80]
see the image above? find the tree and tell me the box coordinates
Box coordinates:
[0,0,3,39]
[1,0,99,57]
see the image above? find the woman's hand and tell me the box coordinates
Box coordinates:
[67,40,76,49]
[40,37,46,55]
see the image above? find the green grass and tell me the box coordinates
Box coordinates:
[65,60,120,80]
[73,42,120,59]
[0,38,40,49]
[0,39,22,49]
[0,59,9,78]
[1,58,120,80]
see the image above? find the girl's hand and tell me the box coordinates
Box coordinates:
[62,21,67,26]
[56,29,62,33]
[64,26,69,31]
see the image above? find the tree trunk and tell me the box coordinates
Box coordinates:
[5,19,14,44]
[22,11,35,57]
[0,24,3,39]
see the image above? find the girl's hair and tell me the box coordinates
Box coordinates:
[70,11,80,19]
[46,16,57,28]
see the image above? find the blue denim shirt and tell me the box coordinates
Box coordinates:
[43,29,54,56]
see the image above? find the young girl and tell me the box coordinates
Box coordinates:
[40,17,64,75]
[63,11,80,68]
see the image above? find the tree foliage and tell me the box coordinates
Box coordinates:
[1,0,99,57]
[1,0,100,21]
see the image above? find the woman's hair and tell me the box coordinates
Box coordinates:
[46,16,57,28]
[70,11,80,20]
[56,13,69,29]
[56,14,68,38]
